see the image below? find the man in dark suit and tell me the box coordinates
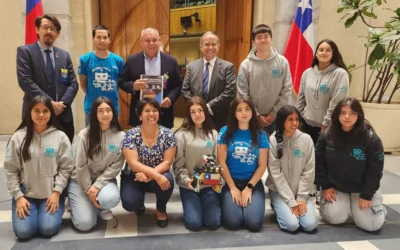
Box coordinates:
[17,15,78,142]
[119,28,182,128]
[182,31,236,130]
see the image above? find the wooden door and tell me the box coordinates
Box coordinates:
[100,0,170,129]
[216,0,253,73]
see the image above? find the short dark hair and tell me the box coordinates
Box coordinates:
[92,25,110,38]
[312,39,348,72]
[136,97,162,118]
[35,15,61,33]
[252,24,272,41]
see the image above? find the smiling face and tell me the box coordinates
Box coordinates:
[140,30,160,59]
[31,102,51,128]
[284,112,300,135]
[339,105,358,131]
[36,18,59,47]
[97,102,113,128]
[140,104,160,125]
[235,102,252,124]
[190,104,205,128]
[316,42,333,65]
[253,32,272,51]
[200,34,220,61]
[93,29,110,51]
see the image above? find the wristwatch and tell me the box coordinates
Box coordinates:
[247,183,254,189]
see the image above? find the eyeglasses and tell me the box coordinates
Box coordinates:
[40,26,57,33]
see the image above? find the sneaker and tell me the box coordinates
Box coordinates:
[99,209,114,221]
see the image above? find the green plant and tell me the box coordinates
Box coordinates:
[338,0,400,103]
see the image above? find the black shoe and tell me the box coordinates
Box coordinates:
[135,206,145,216]
[156,212,168,228]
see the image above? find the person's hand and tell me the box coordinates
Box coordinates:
[16,196,30,219]
[160,97,172,108]
[51,101,65,115]
[230,187,242,206]
[241,187,252,207]
[320,125,328,133]
[135,172,152,183]
[359,198,372,210]
[297,201,307,216]
[46,191,61,214]
[133,79,148,91]
[265,114,275,125]
[290,205,299,217]
[186,179,195,191]
[323,188,337,203]
[87,186,101,209]
[156,174,171,191]
[258,115,270,127]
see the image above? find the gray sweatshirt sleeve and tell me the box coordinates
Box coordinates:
[93,145,125,190]
[322,70,349,126]
[296,136,315,202]
[53,135,74,194]
[271,59,292,117]
[173,131,191,186]
[3,137,24,199]
[296,73,306,114]
[74,135,92,193]
[237,61,263,116]
[268,139,297,208]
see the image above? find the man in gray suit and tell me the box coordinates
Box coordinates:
[182,31,236,130]
[17,15,78,142]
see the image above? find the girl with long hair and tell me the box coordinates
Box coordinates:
[4,95,73,240]
[173,96,220,231]
[316,98,386,232]
[67,96,125,231]
[266,105,318,232]
[218,96,269,232]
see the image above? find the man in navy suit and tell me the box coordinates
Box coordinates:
[17,15,78,142]
[119,28,182,128]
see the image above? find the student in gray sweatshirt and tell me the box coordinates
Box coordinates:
[4,95,73,240]
[266,105,318,232]
[68,97,125,232]
[297,39,349,145]
[237,24,292,136]
[173,96,220,231]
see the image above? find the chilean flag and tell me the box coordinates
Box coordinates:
[284,0,314,96]
[25,0,43,44]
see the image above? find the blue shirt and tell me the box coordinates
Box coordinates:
[78,51,124,114]
[217,126,270,179]
[144,51,161,76]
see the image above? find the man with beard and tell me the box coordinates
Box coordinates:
[16,15,78,142]
[78,25,124,126]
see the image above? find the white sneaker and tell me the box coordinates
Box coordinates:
[99,209,114,221]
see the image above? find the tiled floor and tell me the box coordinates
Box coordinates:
[0,134,399,250]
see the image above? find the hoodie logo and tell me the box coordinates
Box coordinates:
[339,85,348,93]
[271,68,281,78]
[205,140,213,149]
[44,146,57,158]
[108,144,120,153]
[293,147,305,158]
[352,148,366,161]
[319,83,330,94]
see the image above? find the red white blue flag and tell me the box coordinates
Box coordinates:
[284,0,314,96]
[25,0,43,44]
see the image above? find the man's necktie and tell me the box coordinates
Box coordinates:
[44,49,56,99]
[202,62,210,100]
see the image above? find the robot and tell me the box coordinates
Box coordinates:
[192,154,223,193]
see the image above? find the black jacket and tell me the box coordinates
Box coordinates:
[315,129,384,200]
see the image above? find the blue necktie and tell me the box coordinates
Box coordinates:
[45,49,56,99]
[203,62,210,100]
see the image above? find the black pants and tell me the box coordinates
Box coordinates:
[301,120,321,145]
[58,118,75,143]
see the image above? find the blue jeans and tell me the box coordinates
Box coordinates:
[120,172,174,213]
[179,187,220,230]
[220,180,265,232]
[12,196,64,240]
[269,191,318,232]
[68,180,120,231]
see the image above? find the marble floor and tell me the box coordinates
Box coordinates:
[0,133,399,250]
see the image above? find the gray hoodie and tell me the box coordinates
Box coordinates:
[266,129,315,207]
[297,64,349,127]
[237,48,292,117]
[4,127,73,200]
[71,128,125,192]
[173,128,219,188]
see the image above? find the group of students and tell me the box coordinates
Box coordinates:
[4,92,386,240]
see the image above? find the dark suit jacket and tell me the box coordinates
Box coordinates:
[17,42,78,122]
[119,51,182,128]
[181,57,236,130]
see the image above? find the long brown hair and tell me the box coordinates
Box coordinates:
[311,39,348,72]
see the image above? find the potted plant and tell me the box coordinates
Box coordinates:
[338,0,400,152]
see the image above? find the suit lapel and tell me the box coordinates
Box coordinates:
[209,57,220,95]
[160,52,166,75]
[33,43,51,84]
[138,52,145,77]
[197,59,204,96]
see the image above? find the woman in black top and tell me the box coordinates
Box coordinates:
[315,97,386,232]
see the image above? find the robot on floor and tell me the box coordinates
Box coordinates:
[192,154,223,193]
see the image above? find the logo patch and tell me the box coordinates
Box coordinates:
[271,68,281,78]
[293,147,305,158]
[352,148,366,161]
[319,83,330,94]
[44,146,57,158]
[339,85,348,93]
[108,144,120,153]
[205,140,213,149]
